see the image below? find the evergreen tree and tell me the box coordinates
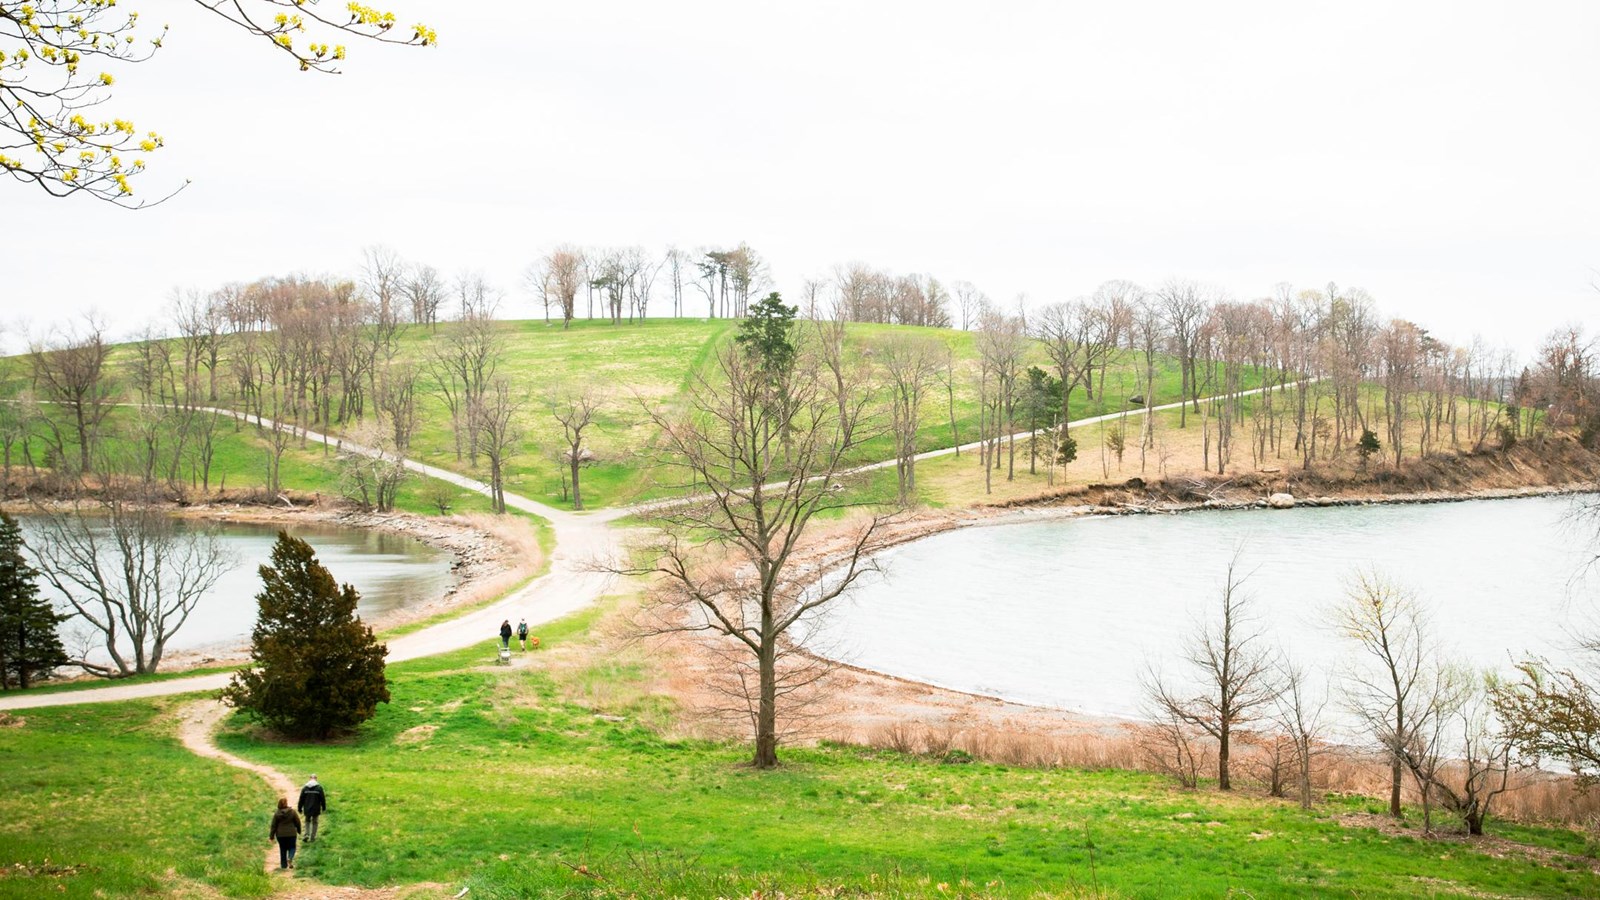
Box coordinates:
[735,292,798,378]
[222,532,390,738]
[0,513,68,690]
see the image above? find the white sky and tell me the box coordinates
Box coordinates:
[5,0,1599,357]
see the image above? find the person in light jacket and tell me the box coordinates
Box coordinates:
[270,797,302,869]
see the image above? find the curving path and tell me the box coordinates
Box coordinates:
[178,698,300,874]
[0,412,622,711]
[0,380,1302,711]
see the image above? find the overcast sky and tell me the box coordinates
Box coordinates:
[6,1,1599,357]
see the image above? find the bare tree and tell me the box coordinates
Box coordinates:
[1332,571,1430,818]
[1392,668,1516,835]
[1156,279,1210,427]
[31,497,237,676]
[877,333,942,506]
[474,377,526,515]
[951,280,984,331]
[1275,660,1330,809]
[547,381,604,511]
[30,316,116,477]
[624,321,889,769]
[362,245,407,327]
[664,246,691,318]
[402,264,447,329]
[544,246,585,329]
[425,308,503,461]
[336,420,408,513]
[455,271,502,321]
[1143,556,1281,790]
[373,362,419,454]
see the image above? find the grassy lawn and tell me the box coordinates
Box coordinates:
[0,601,1593,898]
[0,697,276,899]
[176,606,1599,899]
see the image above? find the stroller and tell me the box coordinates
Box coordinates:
[496,645,512,666]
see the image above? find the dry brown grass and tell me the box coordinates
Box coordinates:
[847,716,1600,827]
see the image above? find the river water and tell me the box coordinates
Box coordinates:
[801,495,1600,721]
[18,517,455,658]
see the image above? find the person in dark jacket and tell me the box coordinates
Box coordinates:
[270,797,302,869]
[499,619,513,650]
[297,774,327,842]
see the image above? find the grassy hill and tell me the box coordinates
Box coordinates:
[4,317,1235,511]
[3,600,1595,899]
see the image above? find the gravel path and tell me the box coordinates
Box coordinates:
[0,412,622,712]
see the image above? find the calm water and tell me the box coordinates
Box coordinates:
[802,495,1600,720]
[19,517,455,658]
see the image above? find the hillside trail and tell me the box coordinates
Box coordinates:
[176,699,299,876]
[177,698,455,898]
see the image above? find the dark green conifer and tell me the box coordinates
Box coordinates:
[223,531,389,738]
[0,513,68,690]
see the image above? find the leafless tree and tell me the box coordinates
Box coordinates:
[1274,659,1330,809]
[543,246,585,329]
[1392,668,1517,835]
[402,263,447,329]
[623,335,890,769]
[362,245,407,327]
[30,316,116,477]
[474,377,527,515]
[547,380,605,511]
[1143,556,1281,790]
[337,420,408,513]
[976,308,1026,485]
[373,362,419,454]
[30,497,237,676]
[455,270,502,321]
[1156,279,1210,427]
[1332,570,1430,818]
[877,333,942,505]
[664,246,691,318]
[951,280,984,331]
[425,308,504,461]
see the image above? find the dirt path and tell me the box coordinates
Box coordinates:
[177,699,299,875]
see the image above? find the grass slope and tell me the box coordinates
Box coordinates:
[0,697,275,899]
[180,606,1600,900]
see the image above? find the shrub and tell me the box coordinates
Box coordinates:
[222,531,390,738]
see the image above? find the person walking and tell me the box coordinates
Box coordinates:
[499,619,513,650]
[269,797,302,870]
[517,618,529,651]
[297,774,327,843]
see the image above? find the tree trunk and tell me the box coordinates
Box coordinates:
[570,449,583,511]
[755,636,778,769]
[1218,727,1231,790]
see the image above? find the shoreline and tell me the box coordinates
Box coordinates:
[6,500,534,678]
[763,476,1600,739]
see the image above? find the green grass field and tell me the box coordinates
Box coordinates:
[3,318,1262,511]
[190,608,1595,899]
[3,601,1595,899]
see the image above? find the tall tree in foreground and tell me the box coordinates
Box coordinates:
[223,532,390,739]
[1143,556,1280,790]
[627,294,890,768]
[0,513,68,689]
